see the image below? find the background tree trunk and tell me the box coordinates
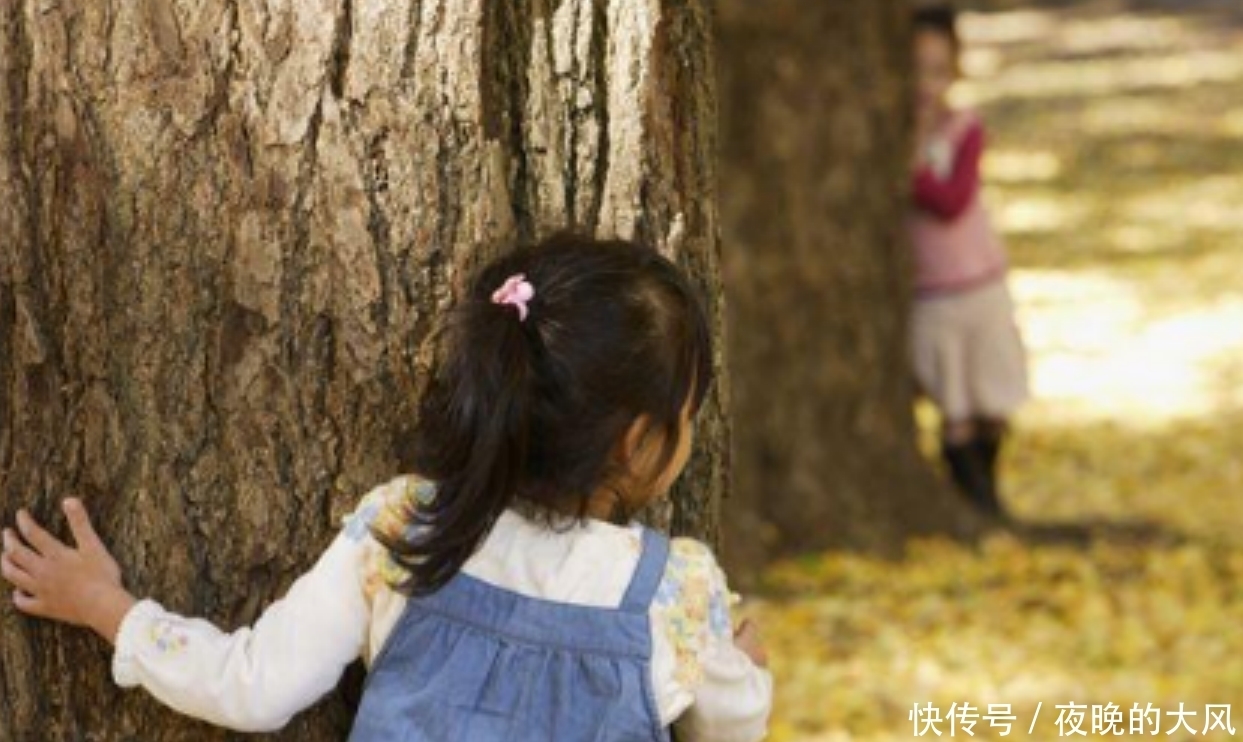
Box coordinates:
[717,0,983,578]
[0,1,724,739]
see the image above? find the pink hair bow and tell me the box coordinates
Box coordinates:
[491,273,535,321]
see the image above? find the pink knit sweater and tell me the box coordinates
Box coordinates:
[909,109,1007,296]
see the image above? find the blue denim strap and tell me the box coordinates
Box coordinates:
[619,527,670,613]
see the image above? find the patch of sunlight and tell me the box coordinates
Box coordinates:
[963,11,1187,57]
[960,10,1057,47]
[994,196,1082,234]
[1011,269,1243,425]
[1107,224,1170,254]
[1125,177,1243,231]
[961,46,1004,79]
[1079,96,1199,136]
[984,149,1062,183]
[1220,108,1243,137]
[1056,16,1189,56]
[961,50,1243,105]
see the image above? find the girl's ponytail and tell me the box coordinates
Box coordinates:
[378,265,539,594]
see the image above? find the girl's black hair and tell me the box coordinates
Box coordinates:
[377,232,714,595]
[913,4,960,50]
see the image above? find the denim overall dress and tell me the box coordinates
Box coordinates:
[349,527,673,741]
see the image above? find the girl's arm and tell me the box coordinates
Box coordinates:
[656,539,773,742]
[1,485,399,732]
[912,120,985,220]
[678,637,774,742]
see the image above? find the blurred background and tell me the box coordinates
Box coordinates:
[718,0,1243,739]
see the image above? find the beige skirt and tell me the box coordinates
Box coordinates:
[911,278,1030,421]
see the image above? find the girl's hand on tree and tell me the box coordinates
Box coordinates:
[733,617,769,669]
[1,498,136,645]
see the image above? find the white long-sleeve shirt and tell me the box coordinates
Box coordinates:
[111,475,772,740]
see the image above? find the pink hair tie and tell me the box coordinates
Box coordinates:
[491,273,535,321]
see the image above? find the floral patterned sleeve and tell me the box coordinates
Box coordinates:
[109,477,416,732]
[350,476,429,604]
[652,538,773,742]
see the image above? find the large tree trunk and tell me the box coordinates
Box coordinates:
[0,1,724,739]
[717,0,983,576]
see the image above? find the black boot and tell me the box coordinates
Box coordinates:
[941,442,998,516]
[974,423,1009,520]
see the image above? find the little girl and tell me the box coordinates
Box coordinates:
[0,234,772,741]
[910,4,1030,518]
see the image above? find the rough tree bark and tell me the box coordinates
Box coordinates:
[717,0,983,576]
[0,1,725,739]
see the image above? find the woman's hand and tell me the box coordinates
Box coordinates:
[1,498,136,645]
[733,617,769,669]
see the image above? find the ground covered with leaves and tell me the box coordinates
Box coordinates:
[755,4,1243,739]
